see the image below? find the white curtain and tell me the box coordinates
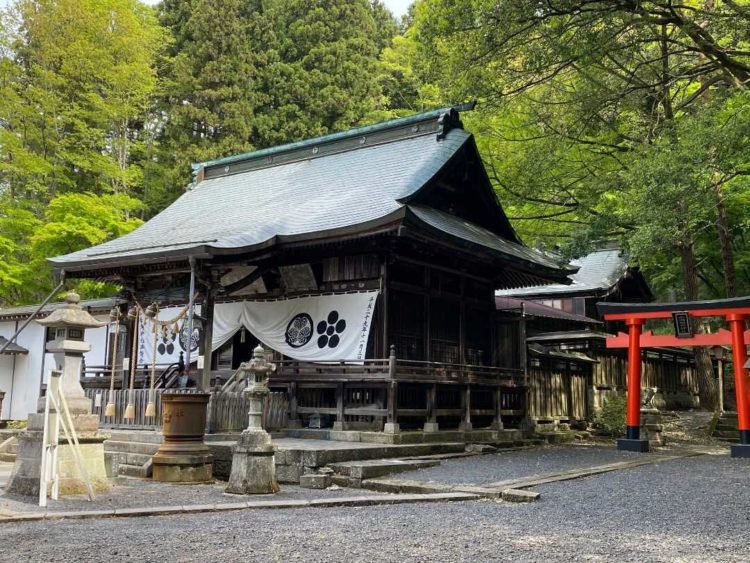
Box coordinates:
[240,291,379,361]
[138,291,379,365]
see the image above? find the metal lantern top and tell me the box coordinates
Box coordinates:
[36,292,105,330]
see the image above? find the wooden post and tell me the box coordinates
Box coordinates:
[459,384,472,432]
[491,385,504,430]
[618,318,648,452]
[424,383,438,432]
[201,287,215,391]
[334,382,345,431]
[385,345,399,434]
[288,381,301,428]
[381,258,389,356]
[727,314,750,457]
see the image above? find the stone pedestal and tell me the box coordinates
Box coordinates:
[384,422,400,434]
[423,422,439,433]
[152,393,213,483]
[225,429,279,494]
[6,413,109,496]
[640,408,665,447]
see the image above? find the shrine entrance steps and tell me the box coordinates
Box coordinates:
[712,411,739,442]
[104,428,541,484]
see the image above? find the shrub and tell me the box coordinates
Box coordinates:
[593,394,627,436]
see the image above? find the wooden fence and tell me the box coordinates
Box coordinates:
[84,389,288,432]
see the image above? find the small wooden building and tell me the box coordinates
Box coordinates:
[49,106,574,433]
[496,249,700,426]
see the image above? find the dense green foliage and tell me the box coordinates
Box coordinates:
[593,394,627,437]
[0,0,399,305]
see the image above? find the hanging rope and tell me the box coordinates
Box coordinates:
[104,306,121,418]
[144,303,160,418]
[123,307,139,421]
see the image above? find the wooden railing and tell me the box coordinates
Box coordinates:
[268,356,522,385]
[83,388,288,432]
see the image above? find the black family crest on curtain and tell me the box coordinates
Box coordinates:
[316,311,346,349]
[284,310,347,349]
[157,328,177,356]
[179,318,202,353]
[285,313,314,348]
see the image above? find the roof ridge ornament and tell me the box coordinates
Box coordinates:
[436,108,464,140]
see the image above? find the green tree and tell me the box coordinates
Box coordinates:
[408,0,750,409]
[0,192,144,305]
[0,0,165,200]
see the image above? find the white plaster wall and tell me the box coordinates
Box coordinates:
[13,322,47,419]
[84,318,110,368]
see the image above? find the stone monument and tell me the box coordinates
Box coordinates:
[226,345,280,494]
[7,292,110,496]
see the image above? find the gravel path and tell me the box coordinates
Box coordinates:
[392,444,647,485]
[1,453,748,562]
[0,477,382,515]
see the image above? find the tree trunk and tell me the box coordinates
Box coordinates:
[713,179,737,297]
[679,241,718,411]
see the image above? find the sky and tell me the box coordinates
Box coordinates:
[0,0,413,18]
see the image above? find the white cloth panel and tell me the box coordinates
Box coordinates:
[241,291,379,361]
[138,305,201,366]
[137,292,379,364]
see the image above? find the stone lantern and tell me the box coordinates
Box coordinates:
[226,345,280,494]
[7,291,110,496]
[37,292,105,413]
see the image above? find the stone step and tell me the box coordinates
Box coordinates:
[104,440,160,456]
[117,463,150,479]
[106,430,164,445]
[0,452,16,463]
[328,458,441,480]
[110,451,153,467]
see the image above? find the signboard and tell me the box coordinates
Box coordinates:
[672,311,693,338]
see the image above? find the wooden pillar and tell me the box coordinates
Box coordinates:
[385,345,399,434]
[424,383,438,432]
[565,362,574,423]
[459,384,472,432]
[333,381,345,431]
[459,277,465,363]
[200,287,215,391]
[381,258,389,356]
[618,318,648,452]
[491,385,504,430]
[288,381,301,428]
[727,314,750,457]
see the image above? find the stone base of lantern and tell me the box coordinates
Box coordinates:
[225,429,280,495]
[151,443,214,483]
[6,413,110,497]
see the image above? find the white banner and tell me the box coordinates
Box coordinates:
[138,306,202,367]
[137,291,379,365]
[241,291,379,361]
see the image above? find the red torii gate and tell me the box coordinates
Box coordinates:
[598,297,750,458]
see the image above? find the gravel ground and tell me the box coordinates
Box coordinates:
[392,443,648,485]
[0,478,383,515]
[1,453,748,563]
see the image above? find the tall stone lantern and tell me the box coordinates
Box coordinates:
[226,345,280,494]
[7,292,110,496]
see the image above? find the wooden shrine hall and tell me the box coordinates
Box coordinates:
[49,105,574,434]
